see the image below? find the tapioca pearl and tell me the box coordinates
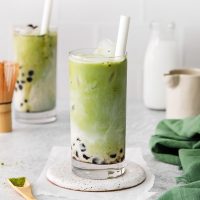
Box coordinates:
[27,24,38,29]
[75,151,79,158]
[19,85,23,90]
[120,148,123,153]
[76,138,81,142]
[92,157,102,164]
[27,24,33,28]
[21,80,25,84]
[26,109,30,113]
[17,80,19,84]
[27,77,33,82]
[81,143,86,148]
[110,154,117,159]
[28,70,34,76]
[83,154,90,160]
[24,99,28,103]
[21,73,25,77]
[80,143,86,152]
[20,103,23,107]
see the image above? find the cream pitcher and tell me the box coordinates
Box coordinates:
[165,68,200,119]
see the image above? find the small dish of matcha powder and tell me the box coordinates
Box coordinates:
[8,177,26,187]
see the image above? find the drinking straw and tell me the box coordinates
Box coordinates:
[40,0,53,35]
[115,15,131,57]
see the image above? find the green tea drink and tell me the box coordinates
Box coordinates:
[69,49,127,179]
[13,25,57,123]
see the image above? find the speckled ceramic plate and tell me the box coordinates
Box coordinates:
[46,161,146,192]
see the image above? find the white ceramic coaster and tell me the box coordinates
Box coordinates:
[46,161,146,192]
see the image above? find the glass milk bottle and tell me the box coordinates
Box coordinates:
[143,22,179,110]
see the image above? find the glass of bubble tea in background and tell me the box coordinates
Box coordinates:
[13,25,57,124]
[69,48,127,180]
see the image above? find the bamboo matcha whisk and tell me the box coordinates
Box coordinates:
[0,61,18,133]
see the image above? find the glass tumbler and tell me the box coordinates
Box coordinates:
[13,26,57,124]
[69,49,127,179]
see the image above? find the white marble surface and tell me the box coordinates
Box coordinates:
[0,101,181,200]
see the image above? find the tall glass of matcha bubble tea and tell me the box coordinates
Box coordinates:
[13,25,57,124]
[69,47,127,179]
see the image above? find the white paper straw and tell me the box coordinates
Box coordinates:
[40,0,53,35]
[115,15,130,57]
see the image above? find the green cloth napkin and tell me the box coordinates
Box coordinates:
[158,180,200,200]
[149,115,200,200]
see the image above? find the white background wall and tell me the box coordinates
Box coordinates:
[0,0,200,107]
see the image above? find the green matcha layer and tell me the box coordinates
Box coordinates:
[69,56,127,164]
[14,31,57,113]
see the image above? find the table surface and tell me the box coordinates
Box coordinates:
[0,101,181,200]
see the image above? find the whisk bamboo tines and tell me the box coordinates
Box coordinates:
[0,61,18,133]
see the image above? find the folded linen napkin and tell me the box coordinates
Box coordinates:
[149,115,200,200]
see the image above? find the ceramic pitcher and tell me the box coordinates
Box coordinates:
[165,68,200,119]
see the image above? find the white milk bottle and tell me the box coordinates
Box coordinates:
[143,22,179,110]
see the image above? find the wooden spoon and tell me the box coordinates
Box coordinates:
[7,177,37,200]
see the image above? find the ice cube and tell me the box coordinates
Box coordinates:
[94,39,116,57]
[15,25,40,35]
